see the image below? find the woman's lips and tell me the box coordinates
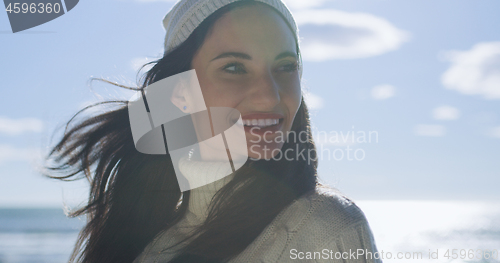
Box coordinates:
[241,113,285,120]
[243,119,283,137]
[238,113,285,137]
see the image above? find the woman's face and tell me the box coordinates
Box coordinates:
[189,3,301,160]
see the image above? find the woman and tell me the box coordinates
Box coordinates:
[45,0,382,262]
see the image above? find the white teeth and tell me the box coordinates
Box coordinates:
[243,118,280,127]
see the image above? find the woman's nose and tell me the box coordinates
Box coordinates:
[247,71,281,110]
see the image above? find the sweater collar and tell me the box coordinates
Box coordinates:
[178,155,235,221]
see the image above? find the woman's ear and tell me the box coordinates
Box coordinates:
[171,85,189,113]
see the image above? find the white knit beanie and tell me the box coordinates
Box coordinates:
[162,0,300,60]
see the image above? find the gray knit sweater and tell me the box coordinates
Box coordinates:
[133,157,382,263]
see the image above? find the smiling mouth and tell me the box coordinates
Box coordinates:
[242,118,283,128]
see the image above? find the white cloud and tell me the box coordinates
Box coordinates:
[283,0,328,10]
[303,92,324,110]
[293,9,410,61]
[488,126,500,138]
[414,124,446,137]
[371,84,395,100]
[371,84,396,100]
[0,144,40,165]
[432,105,460,120]
[131,57,156,72]
[0,116,43,135]
[441,41,500,100]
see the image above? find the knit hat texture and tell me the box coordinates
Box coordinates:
[162,0,300,55]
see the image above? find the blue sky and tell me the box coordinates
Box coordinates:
[0,0,499,207]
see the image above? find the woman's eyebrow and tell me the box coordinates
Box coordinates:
[210,52,252,62]
[209,51,297,62]
[275,51,298,60]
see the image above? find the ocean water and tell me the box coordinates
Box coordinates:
[0,208,85,263]
[0,201,499,263]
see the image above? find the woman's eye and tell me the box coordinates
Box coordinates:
[223,63,246,74]
[278,62,299,72]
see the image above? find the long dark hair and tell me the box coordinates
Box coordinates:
[44,1,318,262]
